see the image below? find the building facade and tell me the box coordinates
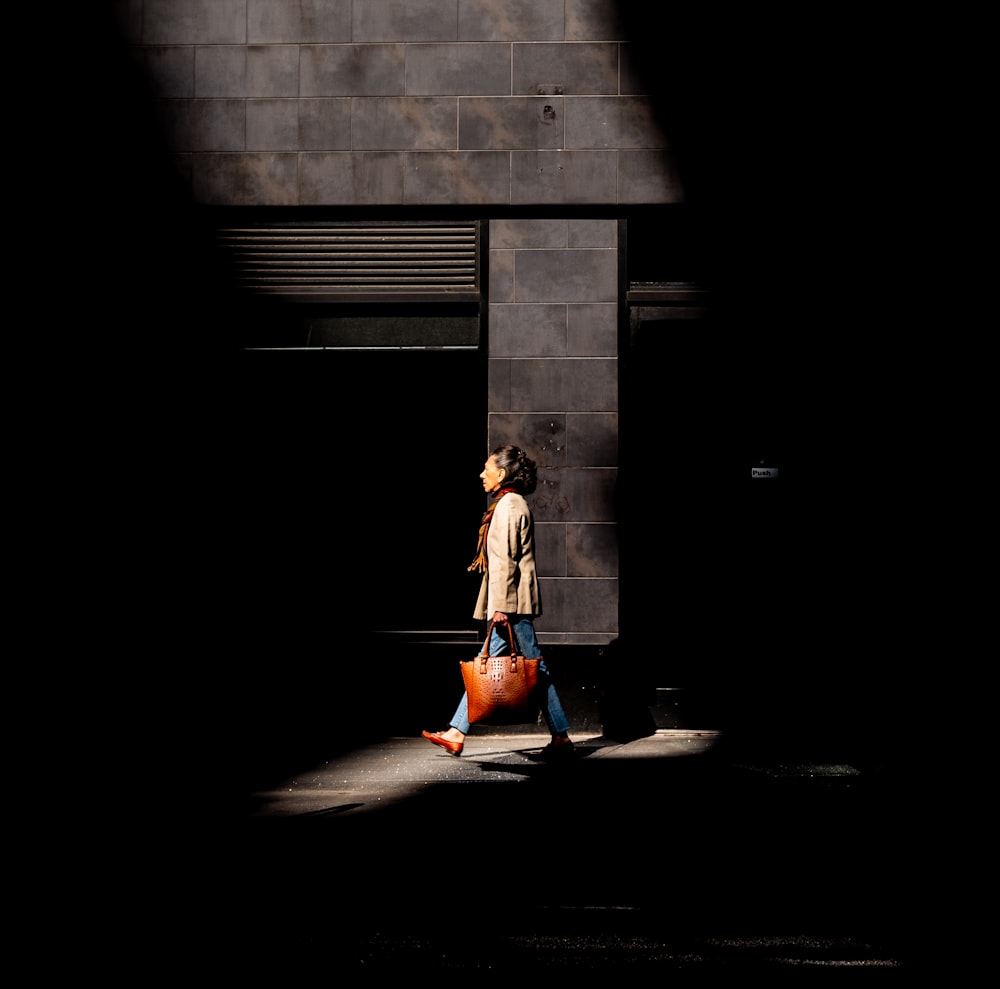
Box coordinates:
[115,0,707,649]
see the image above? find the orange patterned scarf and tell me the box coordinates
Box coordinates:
[467,488,515,573]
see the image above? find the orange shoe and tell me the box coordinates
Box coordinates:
[421,730,463,756]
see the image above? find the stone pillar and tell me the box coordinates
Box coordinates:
[487,218,619,645]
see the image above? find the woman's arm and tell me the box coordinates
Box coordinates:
[486,497,523,615]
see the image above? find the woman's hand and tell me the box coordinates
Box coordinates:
[491,611,508,625]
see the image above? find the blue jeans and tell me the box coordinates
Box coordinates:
[449,616,570,735]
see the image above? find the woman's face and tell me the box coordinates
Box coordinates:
[480,455,505,494]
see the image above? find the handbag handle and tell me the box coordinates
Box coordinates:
[478,620,522,674]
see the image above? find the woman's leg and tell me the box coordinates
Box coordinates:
[421,693,467,754]
[420,685,470,754]
[535,659,572,736]
[448,693,472,735]
[493,617,572,738]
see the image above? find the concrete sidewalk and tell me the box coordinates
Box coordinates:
[249,729,723,818]
[243,728,934,978]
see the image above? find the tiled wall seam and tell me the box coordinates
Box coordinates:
[135,44,643,92]
[154,97,665,150]
[138,42,644,97]
[121,0,635,46]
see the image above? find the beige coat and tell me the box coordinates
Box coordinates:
[473,491,542,620]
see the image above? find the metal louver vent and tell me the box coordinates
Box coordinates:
[217,221,480,302]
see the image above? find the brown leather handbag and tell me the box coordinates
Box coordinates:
[460,622,540,724]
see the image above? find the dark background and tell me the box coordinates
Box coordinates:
[61,6,925,786]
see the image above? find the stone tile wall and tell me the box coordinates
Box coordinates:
[112,1,683,643]
[116,0,683,208]
[488,219,618,643]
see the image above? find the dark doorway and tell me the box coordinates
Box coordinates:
[618,314,731,671]
[228,349,485,648]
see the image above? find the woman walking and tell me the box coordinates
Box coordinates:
[421,444,575,759]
